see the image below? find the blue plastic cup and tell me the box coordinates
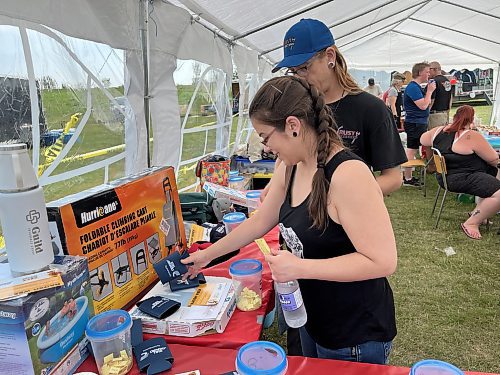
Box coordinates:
[229,175,245,190]
[246,191,262,215]
[86,310,133,375]
[410,359,464,375]
[236,341,287,375]
[223,212,246,234]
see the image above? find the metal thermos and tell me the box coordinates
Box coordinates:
[0,143,54,275]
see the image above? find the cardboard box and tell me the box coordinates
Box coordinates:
[47,167,186,313]
[0,255,94,375]
[129,276,238,337]
[203,182,259,209]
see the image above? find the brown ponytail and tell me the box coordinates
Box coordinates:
[249,76,343,230]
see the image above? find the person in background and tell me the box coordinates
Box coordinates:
[402,62,436,186]
[425,61,453,172]
[420,105,499,240]
[272,18,407,196]
[183,76,397,364]
[364,78,383,98]
[386,77,404,130]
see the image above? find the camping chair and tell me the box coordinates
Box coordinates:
[431,147,449,228]
[401,158,428,197]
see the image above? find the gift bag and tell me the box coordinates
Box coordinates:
[195,155,230,188]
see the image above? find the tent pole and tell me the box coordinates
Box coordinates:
[409,18,500,47]
[393,30,497,63]
[140,0,151,168]
[232,0,336,41]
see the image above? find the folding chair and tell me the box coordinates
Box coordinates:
[430,147,449,228]
[401,158,428,197]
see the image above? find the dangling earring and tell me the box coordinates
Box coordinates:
[292,131,298,137]
[328,61,335,69]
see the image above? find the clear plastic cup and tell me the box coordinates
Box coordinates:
[236,341,287,375]
[410,359,464,375]
[229,175,245,190]
[86,310,133,375]
[246,191,261,215]
[223,212,246,234]
[229,259,262,311]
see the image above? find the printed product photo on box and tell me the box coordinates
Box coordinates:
[0,255,95,375]
[46,166,186,313]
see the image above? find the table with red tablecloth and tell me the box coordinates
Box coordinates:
[77,342,499,375]
[152,226,278,349]
[78,227,279,372]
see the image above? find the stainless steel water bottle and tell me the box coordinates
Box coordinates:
[0,143,54,275]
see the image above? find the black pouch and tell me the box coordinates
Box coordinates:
[134,337,174,374]
[136,296,181,319]
[153,251,190,284]
[169,273,206,291]
[179,191,217,225]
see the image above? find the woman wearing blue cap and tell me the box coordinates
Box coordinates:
[272,19,407,195]
[183,76,397,365]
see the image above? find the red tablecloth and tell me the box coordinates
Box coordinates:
[77,343,499,375]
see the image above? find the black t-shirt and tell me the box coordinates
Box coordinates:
[279,150,397,349]
[431,75,452,111]
[328,92,407,171]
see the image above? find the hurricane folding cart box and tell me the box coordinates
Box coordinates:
[0,255,94,375]
[46,166,186,313]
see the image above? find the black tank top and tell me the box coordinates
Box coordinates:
[433,130,489,175]
[279,149,396,349]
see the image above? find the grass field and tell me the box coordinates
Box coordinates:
[263,175,499,372]
[8,88,499,372]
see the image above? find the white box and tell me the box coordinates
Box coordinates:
[129,276,238,337]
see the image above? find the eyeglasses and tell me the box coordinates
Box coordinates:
[260,128,277,146]
[285,61,311,77]
[284,49,326,77]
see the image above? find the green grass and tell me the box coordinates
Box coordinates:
[263,176,499,373]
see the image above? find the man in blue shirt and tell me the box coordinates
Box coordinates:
[403,62,436,186]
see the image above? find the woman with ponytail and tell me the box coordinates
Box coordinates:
[183,76,397,364]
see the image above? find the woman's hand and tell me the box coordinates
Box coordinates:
[181,250,211,279]
[264,248,304,283]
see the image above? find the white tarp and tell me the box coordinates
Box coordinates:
[1,0,499,187]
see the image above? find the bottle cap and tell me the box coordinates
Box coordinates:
[0,143,39,193]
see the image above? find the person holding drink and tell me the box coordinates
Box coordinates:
[182,76,397,364]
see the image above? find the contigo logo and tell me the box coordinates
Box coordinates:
[0,311,16,319]
[81,201,119,224]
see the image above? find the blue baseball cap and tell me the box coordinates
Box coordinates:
[272,19,335,73]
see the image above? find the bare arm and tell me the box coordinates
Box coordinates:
[183,162,287,273]
[388,95,397,116]
[375,167,402,195]
[414,87,434,110]
[266,160,397,282]
[470,132,499,166]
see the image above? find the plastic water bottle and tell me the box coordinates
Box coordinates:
[275,280,307,328]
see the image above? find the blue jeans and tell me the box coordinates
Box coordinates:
[299,327,393,365]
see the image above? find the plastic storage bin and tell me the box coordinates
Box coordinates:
[236,341,287,375]
[86,310,133,375]
[410,359,464,375]
[229,175,245,190]
[223,212,246,234]
[229,259,263,311]
[246,191,262,215]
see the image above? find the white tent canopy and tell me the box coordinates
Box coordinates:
[1,0,499,187]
